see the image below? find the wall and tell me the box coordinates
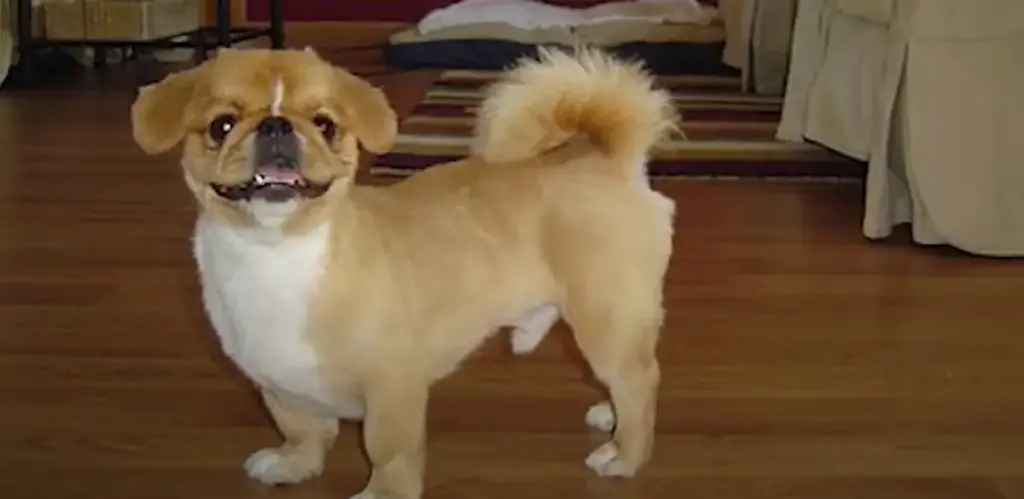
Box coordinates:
[246,0,716,23]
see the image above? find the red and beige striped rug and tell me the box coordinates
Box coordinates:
[371,70,863,181]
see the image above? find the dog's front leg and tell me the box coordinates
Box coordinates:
[351,377,429,499]
[244,389,340,485]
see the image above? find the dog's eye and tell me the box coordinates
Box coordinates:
[209,114,238,143]
[313,115,336,141]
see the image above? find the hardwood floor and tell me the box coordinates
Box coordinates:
[2,57,1024,499]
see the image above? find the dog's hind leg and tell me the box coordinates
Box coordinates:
[568,302,661,478]
[561,263,665,478]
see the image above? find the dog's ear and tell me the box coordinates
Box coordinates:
[130,64,207,155]
[330,68,398,154]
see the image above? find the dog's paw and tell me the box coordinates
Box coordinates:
[585,441,637,478]
[585,401,616,432]
[349,489,377,499]
[349,488,412,499]
[508,303,559,355]
[510,326,546,355]
[244,447,323,485]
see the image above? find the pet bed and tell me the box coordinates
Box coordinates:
[384,0,736,75]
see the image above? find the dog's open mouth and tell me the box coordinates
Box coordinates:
[211,166,332,203]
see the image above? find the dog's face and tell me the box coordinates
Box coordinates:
[130,48,397,229]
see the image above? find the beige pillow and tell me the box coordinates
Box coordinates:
[575,19,725,45]
[390,19,724,48]
[389,24,576,46]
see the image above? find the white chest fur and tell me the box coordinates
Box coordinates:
[193,215,333,412]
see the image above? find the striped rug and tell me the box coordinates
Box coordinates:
[371,70,864,181]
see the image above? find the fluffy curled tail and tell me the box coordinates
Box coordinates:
[471,46,679,171]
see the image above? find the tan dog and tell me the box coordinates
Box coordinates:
[130,46,678,499]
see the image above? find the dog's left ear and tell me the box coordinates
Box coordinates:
[131,63,207,155]
[330,68,398,154]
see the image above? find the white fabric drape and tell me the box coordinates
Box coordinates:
[778,0,1024,256]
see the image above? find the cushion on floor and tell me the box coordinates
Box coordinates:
[384,17,732,74]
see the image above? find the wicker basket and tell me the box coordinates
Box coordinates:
[45,0,201,41]
[44,0,87,40]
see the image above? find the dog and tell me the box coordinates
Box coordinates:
[130,45,678,499]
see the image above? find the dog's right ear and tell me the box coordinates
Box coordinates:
[130,64,207,155]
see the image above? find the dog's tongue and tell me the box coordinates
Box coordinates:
[255,166,302,185]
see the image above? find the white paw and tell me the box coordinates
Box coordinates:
[508,303,559,355]
[585,401,616,432]
[349,489,377,499]
[243,447,322,485]
[510,327,545,355]
[584,442,635,478]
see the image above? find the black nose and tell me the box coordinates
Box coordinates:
[257,116,293,138]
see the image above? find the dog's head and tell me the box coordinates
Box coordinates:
[130,48,397,229]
